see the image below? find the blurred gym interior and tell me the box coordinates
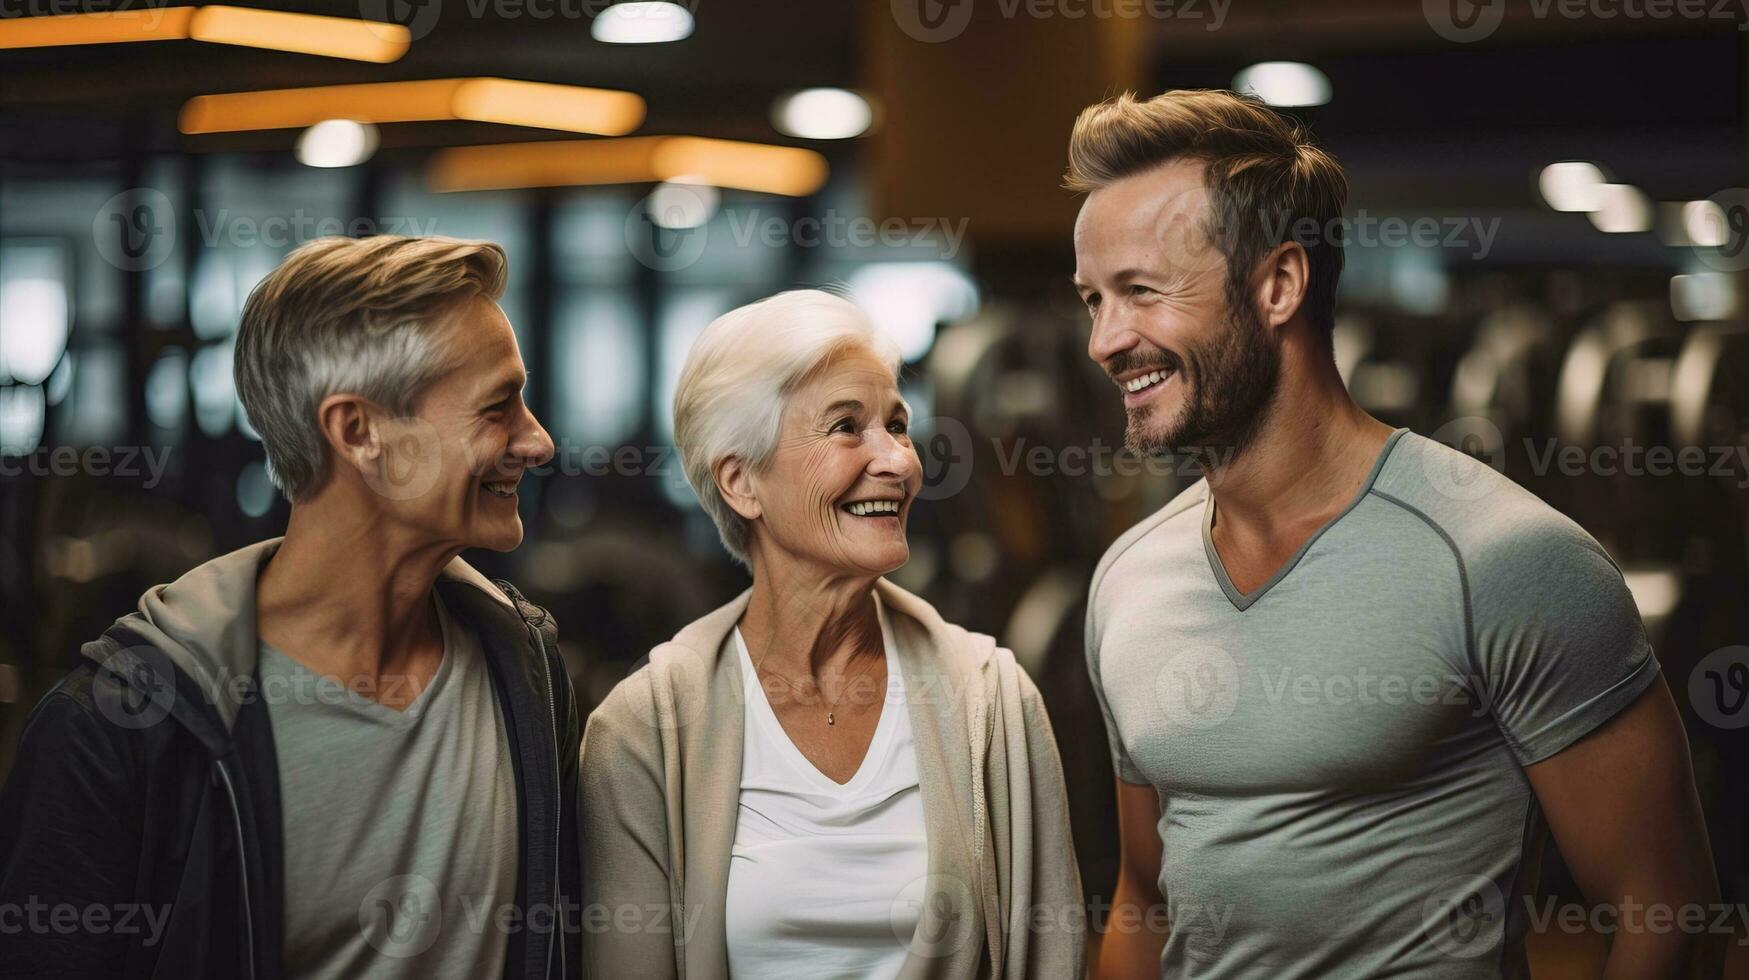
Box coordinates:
[2,2,1746,975]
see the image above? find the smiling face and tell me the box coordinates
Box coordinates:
[365,295,555,553]
[737,346,920,578]
[1074,158,1281,458]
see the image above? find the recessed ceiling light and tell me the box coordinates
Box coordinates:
[1588,184,1653,233]
[1538,161,1607,212]
[295,119,379,168]
[592,2,694,44]
[647,178,719,229]
[772,88,873,140]
[1233,62,1330,107]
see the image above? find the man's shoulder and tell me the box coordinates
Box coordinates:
[1369,430,1619,583]
[1089,479,1207,606]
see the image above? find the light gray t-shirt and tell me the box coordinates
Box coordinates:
[1086,428,1658,979]
[260,593,520,980]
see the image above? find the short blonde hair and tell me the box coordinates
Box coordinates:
[1066,89,1348,337]
[235,235,507,500]
[673,289,901,567]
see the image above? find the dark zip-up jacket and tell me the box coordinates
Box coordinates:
[0,540,583,980]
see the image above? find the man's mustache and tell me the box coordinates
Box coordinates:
[1104,349,1183,384]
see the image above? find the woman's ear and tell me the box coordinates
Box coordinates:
[715,455,762,522]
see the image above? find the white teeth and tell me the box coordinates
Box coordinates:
[483,481,517,497]
[846,499,900,516]
[1124,369,1170,393]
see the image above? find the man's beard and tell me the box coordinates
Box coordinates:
[1123,299,1281,464]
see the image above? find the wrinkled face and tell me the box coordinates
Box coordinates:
[365,295,555,553]
[745,347,921,577]
[1073,158,1280,457]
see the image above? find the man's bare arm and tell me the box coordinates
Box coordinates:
[1096,779,1170,979]
[1524,675,1721,979]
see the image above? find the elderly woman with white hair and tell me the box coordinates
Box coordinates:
[580,290,1084,978]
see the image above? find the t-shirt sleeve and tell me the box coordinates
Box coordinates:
[1467,518,1660,766]
[1086,571,1148,785]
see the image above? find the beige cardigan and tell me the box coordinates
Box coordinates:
[580,578,1085,979]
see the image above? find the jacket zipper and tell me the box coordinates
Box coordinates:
[533,625,562,980]
[213,760,257,980]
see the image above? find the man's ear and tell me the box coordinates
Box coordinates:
[315,392,382,477]
[714,455,762,522]
[1255,239,1310,331]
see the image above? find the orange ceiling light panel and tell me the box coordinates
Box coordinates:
[0,6,410,62]
[429,136,831,197]
[180,78,646,137]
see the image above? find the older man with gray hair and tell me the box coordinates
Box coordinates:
[0,235,580,980]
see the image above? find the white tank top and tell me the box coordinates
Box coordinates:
[724,595,930,979]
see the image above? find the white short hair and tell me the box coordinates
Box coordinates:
[673,289,902,567]
[234,235,507,500]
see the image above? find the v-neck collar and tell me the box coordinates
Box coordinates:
[259,591,455,726]
[1202,427,1408,611]
[732,592,904,793]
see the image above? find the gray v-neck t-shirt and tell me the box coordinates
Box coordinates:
[1086,428,1658,979]
[259,593,520,979]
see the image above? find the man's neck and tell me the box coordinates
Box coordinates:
[1203,354,1396,542]
[256,491,458,682]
